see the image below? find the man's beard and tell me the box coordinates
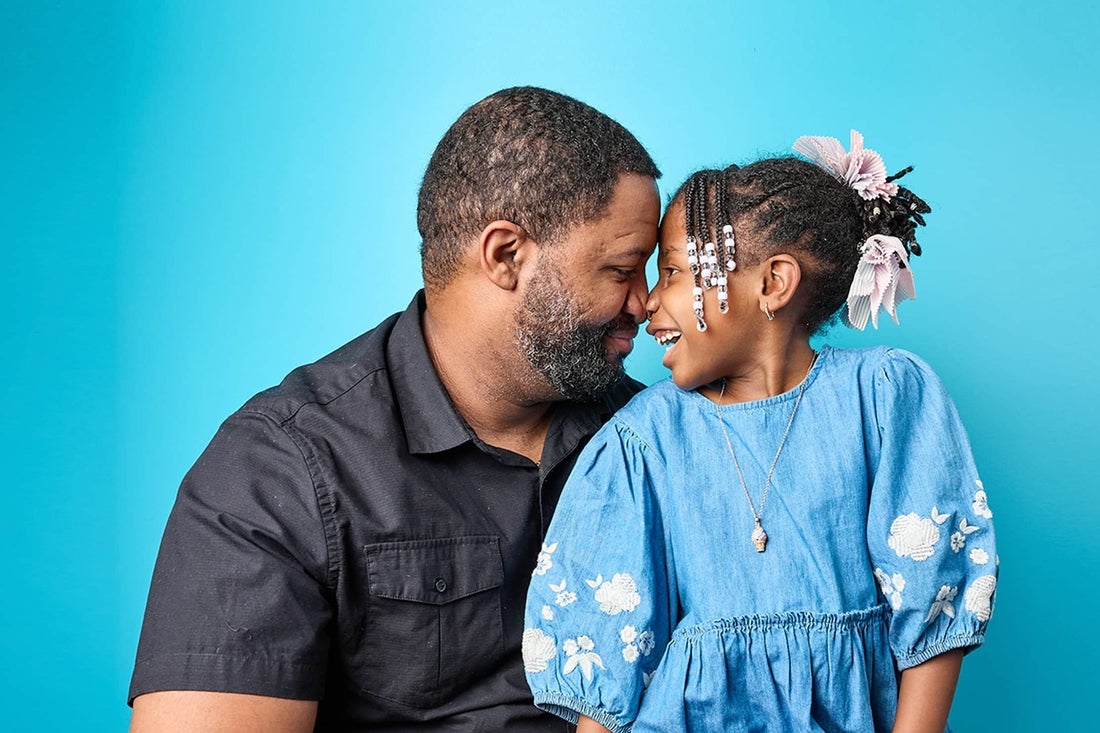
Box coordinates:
[515,264,630,401]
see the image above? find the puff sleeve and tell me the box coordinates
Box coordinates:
[866,349,997,670]
[523,419,676,733]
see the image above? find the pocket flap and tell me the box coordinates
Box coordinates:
[364,536,503,605]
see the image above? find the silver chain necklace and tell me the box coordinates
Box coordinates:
[714,352,818,553]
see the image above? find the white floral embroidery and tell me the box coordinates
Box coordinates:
[950,532,966,553]
[888,513,940,561]
[873,567,906,610]
[873,568,891,594]
[562,635,605,681]
[550,579,577,607]
[973,482,993,519]
[541,605,554,621]
[958,517,980,535]
[931,506,950,525]
[533,542,558,576]
[643,670,656,688]
[585,574,604,589]
[965,575,997,621]
[522,628,557,673]
[925,585,958,623]
[969,548,990,565]
[595,573,641,615]
[619,625,652,663]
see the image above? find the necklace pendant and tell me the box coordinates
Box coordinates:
[751,521,768,553]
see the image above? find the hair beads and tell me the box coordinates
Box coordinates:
[683,169,737,328]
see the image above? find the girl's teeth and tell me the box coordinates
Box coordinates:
[655,331,682,346]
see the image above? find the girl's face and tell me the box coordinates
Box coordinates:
[645,199,768,391]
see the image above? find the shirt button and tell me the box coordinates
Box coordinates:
[434,577,447,593]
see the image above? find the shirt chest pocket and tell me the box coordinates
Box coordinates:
[358,536,504,708]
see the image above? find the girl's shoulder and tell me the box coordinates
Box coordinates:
[613,377,692,417]
[603,378,695,442]
[821,344,945,386]
[820,346,957,425]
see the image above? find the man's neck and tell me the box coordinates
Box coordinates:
[421,300,557,464]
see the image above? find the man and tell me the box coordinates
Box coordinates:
[129,86,661,731]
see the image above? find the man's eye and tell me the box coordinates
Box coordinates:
[613,268,637,278]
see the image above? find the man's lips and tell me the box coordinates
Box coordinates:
[603,323,638,356]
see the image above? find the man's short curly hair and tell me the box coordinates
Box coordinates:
[417,87,660,288]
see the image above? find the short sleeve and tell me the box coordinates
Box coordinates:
[523,419,676,733]
[866,350,998,670]
[128,410,332,703]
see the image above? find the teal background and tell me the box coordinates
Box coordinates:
[3,1,1095,730]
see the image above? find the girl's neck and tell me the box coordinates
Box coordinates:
[702,341,819,405]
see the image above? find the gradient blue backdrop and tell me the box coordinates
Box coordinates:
[3,1,1096,730]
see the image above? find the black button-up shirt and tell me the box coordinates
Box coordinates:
[129,292,642,731]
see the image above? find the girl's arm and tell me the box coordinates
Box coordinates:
[891,649,964,733]
[576,714,612,733]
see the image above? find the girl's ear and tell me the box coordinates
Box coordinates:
[760,254,802,315]
[478,220,532,290]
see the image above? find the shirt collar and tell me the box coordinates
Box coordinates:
[387,291,617,457]
[387,292,473,455]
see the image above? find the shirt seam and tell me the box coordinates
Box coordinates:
[275,364,388,426]
[133,650,325,669]
[238,407,341,592]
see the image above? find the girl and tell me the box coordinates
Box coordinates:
[522,132,996,732]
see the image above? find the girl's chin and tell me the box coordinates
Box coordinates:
[669,368,706,392]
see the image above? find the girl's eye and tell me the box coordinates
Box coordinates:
[663,267,680,281]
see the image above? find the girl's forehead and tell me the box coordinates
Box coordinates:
[658,240,684,256]
[659,208,686,237]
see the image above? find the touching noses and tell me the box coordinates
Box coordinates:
[624,270,650,324]
[644,282,661,320]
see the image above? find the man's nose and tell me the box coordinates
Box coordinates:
[624,271,650,323]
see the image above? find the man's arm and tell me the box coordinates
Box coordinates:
[891,649,964,733]
[130,691,317,733]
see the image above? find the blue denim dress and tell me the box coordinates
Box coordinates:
[523,347,996,732]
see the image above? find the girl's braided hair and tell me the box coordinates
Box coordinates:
[680,154,930,334]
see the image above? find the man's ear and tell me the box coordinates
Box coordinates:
[478,220,532,290]
[760,254,802,313]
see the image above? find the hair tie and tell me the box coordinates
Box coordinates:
[792,130,898,201]
[845,235,915,330]
[793,130,926,330]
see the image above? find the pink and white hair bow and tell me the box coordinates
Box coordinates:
[846,235,915,330]
[793,130,898,201]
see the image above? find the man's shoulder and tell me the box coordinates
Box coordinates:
[241,311,403,425]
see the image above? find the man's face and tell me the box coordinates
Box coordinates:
[515,174,660,399]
